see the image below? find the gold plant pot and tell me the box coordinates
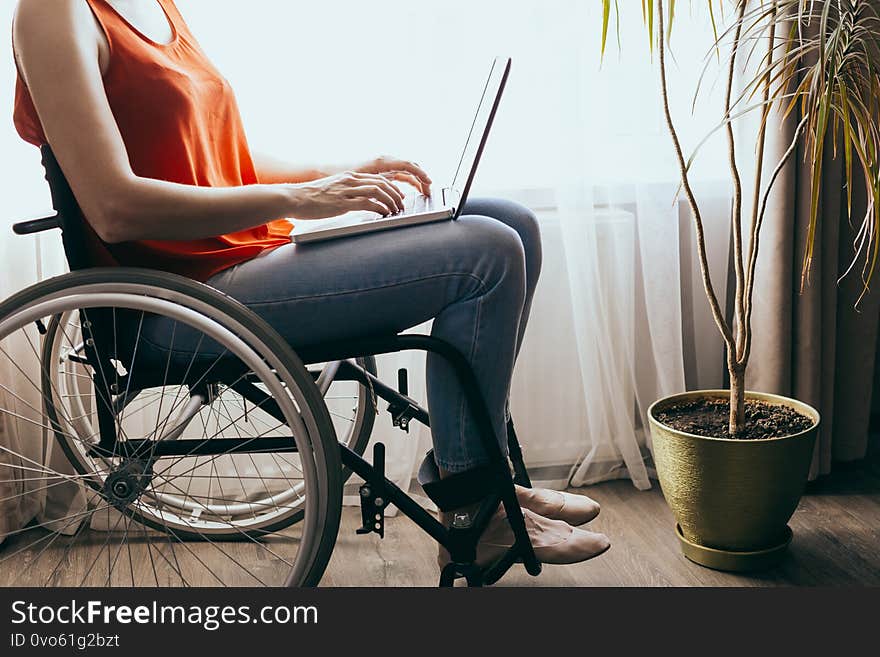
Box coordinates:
[648,390,819,572]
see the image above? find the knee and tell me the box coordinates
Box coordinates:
[469,198,542,282]
[508,202,542,283]
[460,216,527,301]
[502,200,542,254]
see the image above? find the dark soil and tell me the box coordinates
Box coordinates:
[655,397,814,440]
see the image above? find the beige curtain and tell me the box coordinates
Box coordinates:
[0,334,89,542]
[743,112,880,478]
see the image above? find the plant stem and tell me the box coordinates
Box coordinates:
[741,0,777,368]
[742,113,809,366]
[729,364,746,434]
[656,0,735,354]
[725,1,748,371]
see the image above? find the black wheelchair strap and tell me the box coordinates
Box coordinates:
[417,450,503,512]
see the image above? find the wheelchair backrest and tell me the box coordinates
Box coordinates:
[34,147,138,375]
[39,145,119,272]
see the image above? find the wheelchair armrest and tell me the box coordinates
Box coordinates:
[12,214,61,235]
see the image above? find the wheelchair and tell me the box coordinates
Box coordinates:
[0,147,542,587]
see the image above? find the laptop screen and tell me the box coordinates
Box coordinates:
[449,57,511,198]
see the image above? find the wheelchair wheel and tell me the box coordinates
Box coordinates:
[0,268,341,586]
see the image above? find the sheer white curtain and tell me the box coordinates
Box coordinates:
[547,3,734,489]
[0,0,736,534]
[177,0,734,493]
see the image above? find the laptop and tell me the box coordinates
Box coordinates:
[290,56,512,244]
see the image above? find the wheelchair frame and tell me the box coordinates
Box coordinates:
[8,146,543,587]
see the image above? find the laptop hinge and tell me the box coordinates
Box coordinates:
[442,187,460,213]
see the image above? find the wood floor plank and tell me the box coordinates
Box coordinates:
[3,459,878,586]
[322,466,880,587]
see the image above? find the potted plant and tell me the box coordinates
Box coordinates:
[601,0,880,570]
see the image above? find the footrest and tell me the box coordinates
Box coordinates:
[417,450,501,512]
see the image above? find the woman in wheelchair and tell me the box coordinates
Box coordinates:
[5,0,609,585]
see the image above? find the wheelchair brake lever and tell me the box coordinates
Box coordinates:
[387,368,418,433]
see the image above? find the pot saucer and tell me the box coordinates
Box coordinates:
[675,524,792,572]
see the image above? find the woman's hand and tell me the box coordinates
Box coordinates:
[288,171,407,220]
[354,156,433,195]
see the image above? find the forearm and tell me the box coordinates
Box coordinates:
[250,153,432,196]
[252,151,341,184]
[99,177,296,243]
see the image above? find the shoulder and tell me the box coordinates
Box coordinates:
[15,0,91,32]
[14,0,100,57]
[14,0,106,78]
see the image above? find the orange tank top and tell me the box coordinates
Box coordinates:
[13,0,293,281]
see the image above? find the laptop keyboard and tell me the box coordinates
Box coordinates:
[403,194,429,215]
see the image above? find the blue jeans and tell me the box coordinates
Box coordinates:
[208,198,542,473]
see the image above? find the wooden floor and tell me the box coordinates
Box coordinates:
[323,455,880,587]
[2,453,877,586]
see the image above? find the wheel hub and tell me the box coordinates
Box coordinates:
[103,460,152,509]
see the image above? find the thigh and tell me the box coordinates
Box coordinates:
[462,198,541,256]
[206,215,523,348]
